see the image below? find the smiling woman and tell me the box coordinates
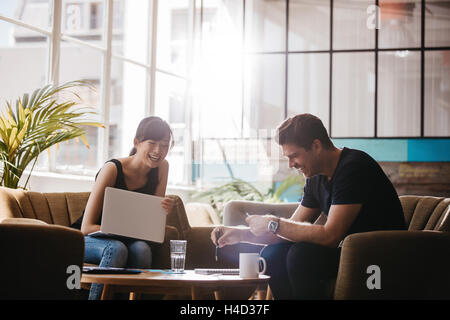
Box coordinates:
[129,116,174,158]
[69,115,176,300]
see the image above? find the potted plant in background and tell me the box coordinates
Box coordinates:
[0,80,104,189]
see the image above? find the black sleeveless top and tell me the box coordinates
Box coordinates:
[70,159,159,230]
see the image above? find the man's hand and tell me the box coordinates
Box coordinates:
[246,214,276,237]
[210,226,243,248]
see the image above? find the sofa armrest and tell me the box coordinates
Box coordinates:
[334,230,450,300]
[0,218,48,225]
[0,223,84,299]
[184,226,264,269]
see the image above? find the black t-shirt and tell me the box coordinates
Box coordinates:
[70,159,159,230]
[301,147,406,236]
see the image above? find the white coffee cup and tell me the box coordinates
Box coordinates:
[239,253,267,279]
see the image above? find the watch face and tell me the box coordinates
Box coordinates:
[268,220,278,233]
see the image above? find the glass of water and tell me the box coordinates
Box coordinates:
[170,240,187,273]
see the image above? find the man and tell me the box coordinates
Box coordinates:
[211,113,406,299]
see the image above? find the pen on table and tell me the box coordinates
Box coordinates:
[215,229,221,262]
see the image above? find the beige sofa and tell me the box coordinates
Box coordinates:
[0,187,180,269]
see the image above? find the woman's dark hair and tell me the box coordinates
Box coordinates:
[129,116,174,156]
[275,113,333,150]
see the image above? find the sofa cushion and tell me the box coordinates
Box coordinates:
[0,187,90,227]
[400,196,450,231]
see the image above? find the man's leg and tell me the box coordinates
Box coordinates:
[260,242,295,300]
[286,242,341,300]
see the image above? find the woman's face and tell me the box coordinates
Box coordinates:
[134,134,171,168]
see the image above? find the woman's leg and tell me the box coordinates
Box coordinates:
[84,236,128,300]
[123,240,152,269]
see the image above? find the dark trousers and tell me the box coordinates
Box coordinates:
[260,242,341,300]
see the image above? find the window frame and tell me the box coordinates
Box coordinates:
[0,0,195,183]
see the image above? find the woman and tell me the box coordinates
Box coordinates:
[71,116,175,300]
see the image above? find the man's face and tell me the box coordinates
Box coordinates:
[282,142,321,179]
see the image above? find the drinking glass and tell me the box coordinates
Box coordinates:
[170,240,187,273]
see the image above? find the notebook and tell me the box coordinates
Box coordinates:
[194,268,240,275]
[82,266,142,274]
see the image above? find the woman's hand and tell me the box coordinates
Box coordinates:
[161,197,174,215]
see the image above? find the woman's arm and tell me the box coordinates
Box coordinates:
[153,160,173,214]
[80,162,117,235]
[154,159,169,197]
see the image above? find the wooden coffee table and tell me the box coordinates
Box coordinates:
[81,269,271,300]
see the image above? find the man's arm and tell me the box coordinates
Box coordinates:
[212,205,321,247]
[247,203,362,248]
[239,205,321,246]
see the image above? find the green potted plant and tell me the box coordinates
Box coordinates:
[0,80,104,189]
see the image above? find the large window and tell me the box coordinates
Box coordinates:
[0,0,193,183]
[194,0,450,185]
[1,0,449,186]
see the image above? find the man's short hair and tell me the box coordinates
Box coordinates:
[275,113,333,150]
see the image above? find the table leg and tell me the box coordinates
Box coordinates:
[266,286,273,300]
[191,286,199,300]
[255,284,269,300]
[129,292,141,300]
[214,290,222,300]
[101,284,114,300]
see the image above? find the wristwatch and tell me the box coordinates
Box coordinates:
[268,217,280,234]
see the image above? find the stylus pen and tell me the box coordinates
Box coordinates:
[215,230,221,262]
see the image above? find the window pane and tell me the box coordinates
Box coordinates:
[195,0,243,139]
[244,54,285,133]
[109,59,148,158]
[425,0,450,47]
[287,53,330,130]
[157,0,190,76]
[378,51,421,137]
[333,0,375,50]
[0,0,51,31]
[332,52,375,137]
[199,138,276,185]
[155,72,187,184]
[0,20,49,171]
[424,50,450,136]
[112,0,150,64]
[289,0,330,51]
[56,41,103,173]
[245,0,286,52]
[62,0,104,41]
[378,0,421,48]
[0,21,48,105]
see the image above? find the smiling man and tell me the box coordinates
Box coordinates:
[211,113,406,299]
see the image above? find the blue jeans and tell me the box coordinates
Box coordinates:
[84,236,152,300]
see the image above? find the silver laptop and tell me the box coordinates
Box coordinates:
[88,187,166,243]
